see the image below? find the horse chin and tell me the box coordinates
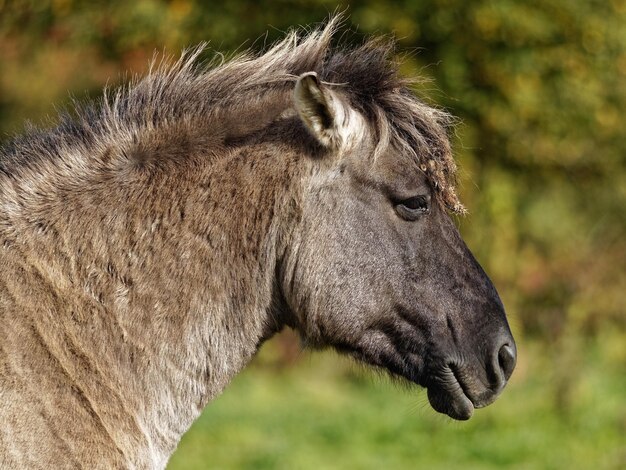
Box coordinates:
[426,385,474,420]
[425,367,476,420]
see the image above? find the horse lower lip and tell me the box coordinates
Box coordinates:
[449,390,474,420]
[426,368,475,420]
[428,385,474,421]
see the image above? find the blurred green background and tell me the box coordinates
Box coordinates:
[1,1,624,468]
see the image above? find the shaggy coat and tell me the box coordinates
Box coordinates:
[0,19,515,469]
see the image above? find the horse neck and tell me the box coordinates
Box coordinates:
[0,140,303,465]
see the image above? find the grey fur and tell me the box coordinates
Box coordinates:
[0,18,515,469]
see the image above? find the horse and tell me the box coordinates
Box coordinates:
[0,19,516,468]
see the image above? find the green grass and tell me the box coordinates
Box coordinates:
[168,338,625,470]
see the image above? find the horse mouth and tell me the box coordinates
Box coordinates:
[425,365,476,421]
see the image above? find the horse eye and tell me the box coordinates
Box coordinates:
[395,195,430,221]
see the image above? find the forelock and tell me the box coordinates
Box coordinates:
[1,17,464,213]
[317,36,464,213]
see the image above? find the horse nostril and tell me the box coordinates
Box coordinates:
[497,343,516,381]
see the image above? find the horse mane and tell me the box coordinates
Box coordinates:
[0,17,464,213]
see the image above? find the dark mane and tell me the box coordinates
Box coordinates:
[0,18,463,212]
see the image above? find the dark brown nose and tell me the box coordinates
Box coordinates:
[489,334,517,389]
[498,343,516,380]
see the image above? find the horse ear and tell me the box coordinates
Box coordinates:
[294,72,337,147]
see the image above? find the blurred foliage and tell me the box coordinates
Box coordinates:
[0,1,624,468]
[168,338,625,469]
